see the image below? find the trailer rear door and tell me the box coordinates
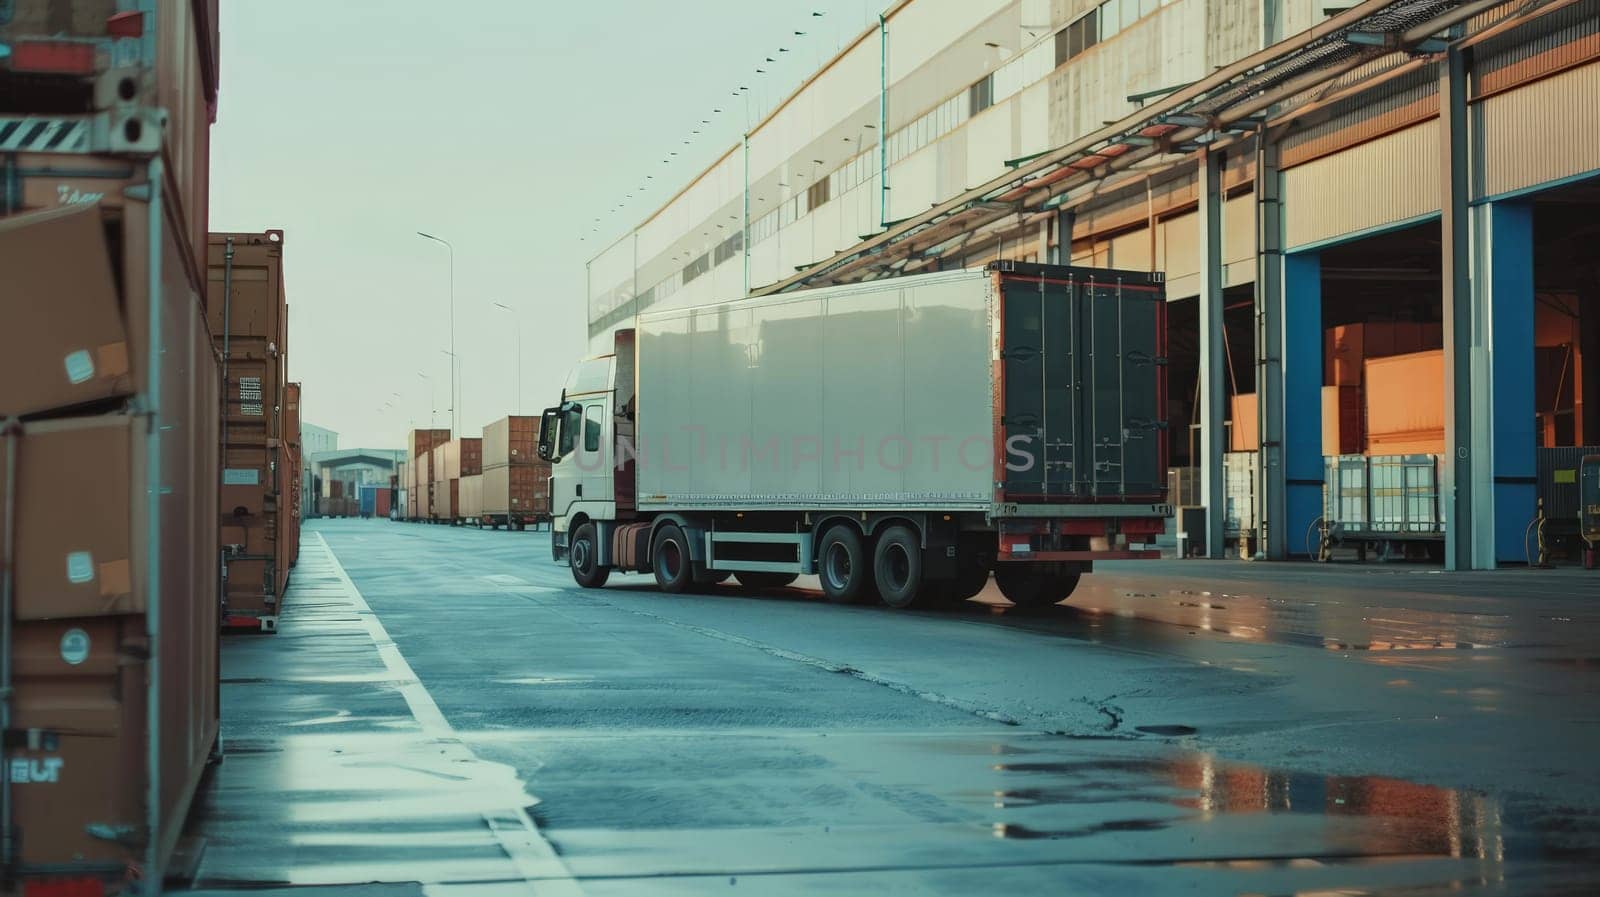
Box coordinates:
[998,265,1166,502]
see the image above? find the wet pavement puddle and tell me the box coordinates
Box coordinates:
[517,728,1599,893]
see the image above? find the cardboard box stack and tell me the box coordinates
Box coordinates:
[207,232,291,632]
[0,2,223,889]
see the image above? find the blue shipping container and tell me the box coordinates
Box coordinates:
[358,484,381,517]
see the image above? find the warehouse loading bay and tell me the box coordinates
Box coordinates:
[7,1,1600,896]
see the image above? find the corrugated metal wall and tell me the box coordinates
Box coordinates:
[1474,0,1600,96]
[1284,120,1439,250]
[1480,60,1600,199]
[1279,60,1438,169]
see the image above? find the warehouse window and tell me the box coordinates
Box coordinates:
[683,252,711,283]
[969,74,994,116]
[807,176,831,212]
[713,231,742,266]
[1055,10,1099,65]
[1100,0,1122,39]
[584,404,602,453]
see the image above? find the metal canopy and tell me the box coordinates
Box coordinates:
[752,0,1524,295]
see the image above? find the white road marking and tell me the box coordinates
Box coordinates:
[315,532,583,897]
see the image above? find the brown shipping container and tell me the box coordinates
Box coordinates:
[1365,350,1446,456]
[208,232,288,362]
[409,428,451,503]
[1322,385,1364,456]
[0,165,220,890]
[0,205,133,417]
[2,1,220,251]
[1228,393,1258,453]
[208,232,288,629]
[283,383,302,567]
[483,416,539,468]
[483,462,552,519]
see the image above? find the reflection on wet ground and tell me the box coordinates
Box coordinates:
[183,524,1600,897]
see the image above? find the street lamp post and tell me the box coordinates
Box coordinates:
[440,349,456,429]
[492,302,521,415]
[417,231,456,434]
[417,371,435,429]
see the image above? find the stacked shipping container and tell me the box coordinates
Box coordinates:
[482,416,551,528]
[0,1,223,890]
[407,429,451,521]
[432,438,482,523]
[283,382,303,567]
[207,232,291,632]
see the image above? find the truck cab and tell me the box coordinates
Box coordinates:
[540,352,618,567]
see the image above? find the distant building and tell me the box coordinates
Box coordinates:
[308,449,405,517]
[299,423,338,521]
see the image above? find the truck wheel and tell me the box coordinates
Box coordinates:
[735,572,797,592]
[873,526,925,609]
[652,524,694,593]
[995,566,1081,608]
[569,522,610,589]
[818,525,873,605]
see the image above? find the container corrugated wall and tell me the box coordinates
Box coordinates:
[1479,60,1600,199]
[1284,120,1440,250]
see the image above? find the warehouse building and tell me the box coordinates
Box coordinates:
[588,0,1599,571]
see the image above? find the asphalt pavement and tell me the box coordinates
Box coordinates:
[182,519,1600,896]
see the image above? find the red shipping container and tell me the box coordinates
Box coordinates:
[1322,385,1363,456]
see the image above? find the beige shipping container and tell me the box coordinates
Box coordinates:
[442,437,483,479]
[482,462,552,524]
[460,474,484,521]
[482,416,539,468]
[433,478,460,521]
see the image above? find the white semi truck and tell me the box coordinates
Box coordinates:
[537,261,1170,608]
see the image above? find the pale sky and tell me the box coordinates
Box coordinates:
[209,0,881,451]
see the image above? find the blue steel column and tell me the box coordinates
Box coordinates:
[1441,44,1480,570]
[1255,135,1287,558]
[1283,252,1323,553]
[1485,201,1536,563]
[1052,208,1074,265]
[1198,149,1227,558]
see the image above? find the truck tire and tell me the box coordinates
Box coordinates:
[652,524,695,593]
[873,525,925,609]
[995,566,1081,608]
[569,522,610,589]
[818,525,874,605]
[735,572,798,592]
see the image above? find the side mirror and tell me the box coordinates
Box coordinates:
[537,407,560,461]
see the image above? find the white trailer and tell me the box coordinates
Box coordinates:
[539,262,1170,608]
